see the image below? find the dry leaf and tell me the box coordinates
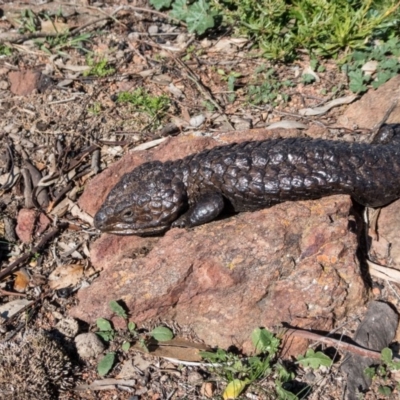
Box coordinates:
[201,382,215,398]
[299,95,357,116]
[266,120,307,130]
[130,138,167,152]
[41,19,69,34]
[368,260,400,283]
[13,268,30,292]
[223,379,248,399]
[48,264,84,290]
[133,338,210,362]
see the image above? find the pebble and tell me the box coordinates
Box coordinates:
[190,114,205,127]
[148,25,159,35]
[75,332,105,359]
[56,317,79,338]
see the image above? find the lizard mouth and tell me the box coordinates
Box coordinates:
[100,223,170,237]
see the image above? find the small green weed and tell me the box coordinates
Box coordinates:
[117,88,170,124]
[0,45,12,56]
[96,300,174,376]
[38,32,91,56]
[296,348,333,369]
[149,0,400,61]
[247,67,293,105]
[201,328,318,399]
[16,9,40,34]
[150,0,217,35]
[342,37,400,93]
[84,55,115,78]
[217,69,242,103]
[88,102,102,115]
[363,348,400,397]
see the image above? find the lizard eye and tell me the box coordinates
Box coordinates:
[123,210,133,218]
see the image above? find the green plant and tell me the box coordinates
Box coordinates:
[88,102,102,115]
[0,45,12,56]
[229,0,399,60]
[342,37,400,93]
[363,347,400,396]
[247,67,293,105]
[150,0,217,34]
[95,300,173,376]
[201,328,298,399]
[296,349,332,369]
[84,55,115,77]
[217,69,242,103]
[38,32,91,56]
[16,9,40,34]
[117,88,170,125]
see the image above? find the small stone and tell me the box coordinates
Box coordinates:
[148,25,158,35]
[0,81,9,90]
[200,382,215,398]
[75,332,105,359]
[187,371,203,385]
[189,114,205,127]
[128,32,140,41]
[56,317,79,338]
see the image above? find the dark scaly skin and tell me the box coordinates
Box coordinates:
[94,124,400,236]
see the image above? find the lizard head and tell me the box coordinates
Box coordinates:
[94,161,187,236]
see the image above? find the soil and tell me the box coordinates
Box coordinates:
[0,1,400,399]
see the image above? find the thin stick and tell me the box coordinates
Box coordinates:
[283,328,397,362]
[0,224,67,281]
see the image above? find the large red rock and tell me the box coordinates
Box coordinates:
[337,75,400,129]
[72,128,367,354]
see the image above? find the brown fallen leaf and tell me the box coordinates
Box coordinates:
[48,264,84,290]
[133,338,211,362]
[40,19,69,34]
[13,268,30,292]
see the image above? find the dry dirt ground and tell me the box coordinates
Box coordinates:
[1,1,400,399]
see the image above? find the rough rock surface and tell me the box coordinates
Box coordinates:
[8,70,41,96]
[72,128,368,354]
[337,74,400,129]
[370,200,400,267]
[15,209,51,244]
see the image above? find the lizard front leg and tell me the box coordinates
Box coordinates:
[172,192,225,228]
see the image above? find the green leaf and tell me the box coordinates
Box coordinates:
[109,300,128,319]
[275,381,299,400]
[296,349,332,369]
[378,385,392,396]
[372,70,397,88]
[96,331,114,342]
[98,352,116,376]
[378,58,400,72]
[128,321,136,333]
[96,318,113,332]
[149,0,172,10]
[302,73,316,84]
[364,366,376,379]
[151,326,174,341]
[186,0,216,35]
[122,341,131,352]
[251,328,280,355]
[381,348,393,365]
[170,0,189,21]
[348,69,368,93]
